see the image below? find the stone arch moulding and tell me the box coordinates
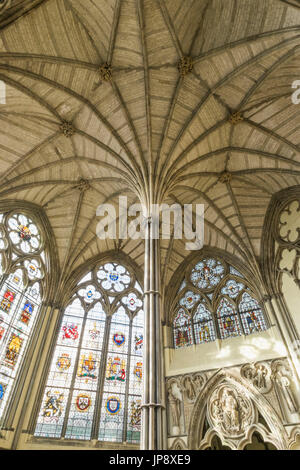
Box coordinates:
[165,246,266,325]
[288,426,300,450]
[261,185,300,296]
[188,369,288,450]
[170,437,188,451]
[0,198,59,303]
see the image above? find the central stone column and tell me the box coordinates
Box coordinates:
[141,216,165,450]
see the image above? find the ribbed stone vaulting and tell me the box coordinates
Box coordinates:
[0,0,300,295]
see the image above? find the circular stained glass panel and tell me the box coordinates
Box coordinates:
[190,258,225,290]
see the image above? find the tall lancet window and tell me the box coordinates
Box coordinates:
[34,262,143,444]
[172,257,268,348]
[0,212,45,421]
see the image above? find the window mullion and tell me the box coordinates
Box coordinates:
[91,315,112,440]
[61,311,88,438]
[122,318,133,443]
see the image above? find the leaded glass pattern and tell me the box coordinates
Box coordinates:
[0,212,45,422]
[239,292,267,335]
[217,298,242,339]
[173,256,268,348]
[193,303,215,344]
[190,258,225,290]
[35,263,143,444]
[173,309,193,348]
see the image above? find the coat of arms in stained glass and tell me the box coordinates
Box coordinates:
[4,333,23,368]
[113,332,125,347]
[1,290,15,313]
[42,391,64,421]
[20,302,34,324]
[77,353,97,381]
[62,323,79,341]
[56,353,71,371]
[133,361,143,381]
[106,396,121,415]
[106,356,126,382]
[76,393,91,413]
[18,224,31,241]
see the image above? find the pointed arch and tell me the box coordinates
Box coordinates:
[0,200,57,425]
[188,370,288,450]
[33,255,144,444]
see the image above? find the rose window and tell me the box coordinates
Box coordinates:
[8,214,41,253]
[191,258,225,289]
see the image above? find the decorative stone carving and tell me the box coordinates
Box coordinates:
[278,200,300,244]
[178,372,206,403]
[72,178,91,193]
[219,171,232,184]
[177,57,194,77]
[272,360,299,415]
[98,63,112,82]
[171,438,186,450]
[241,362,272,394]
[228,111,244,125]
[208,384,254,438]
[182,376,196,401]
[167,381,183,435]
[59,120,75,138]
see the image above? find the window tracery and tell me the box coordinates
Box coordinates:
[0,211,45,421]
[34,262,143,444]
[172,256,268,348]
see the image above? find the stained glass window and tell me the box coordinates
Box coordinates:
[217,297,242,339]
[173,309,193,348]
[0,212,45,423]
[173,256,268,348]
[34,263,143,444]
[193,303,215,344]
[239,292,267,335]
[190,258,225,290]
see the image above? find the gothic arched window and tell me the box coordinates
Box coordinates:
[34,262,143,444]
[172,257,268,348]
[0,212,45,421]
[193,302,216,344]
[239,292,266,335]
[217,297,241,339]
[173,308,193,348]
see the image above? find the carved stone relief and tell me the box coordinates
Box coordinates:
[166,357,299,449]
[167,380,184,436]
[271,359,299,417]
[208,384,254,439]
[241,362,272,394]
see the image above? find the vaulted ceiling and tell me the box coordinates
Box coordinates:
[0,0,300,291]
